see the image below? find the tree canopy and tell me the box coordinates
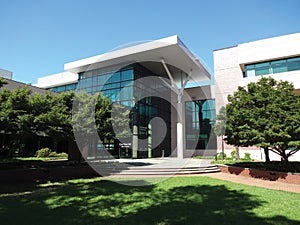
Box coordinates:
[219,77,300,162]
[0,77,7,88]
[72,91,131,159]
[0,85,115,158]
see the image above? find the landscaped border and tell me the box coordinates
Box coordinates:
[217,164,300,185]
[0,163,97,184]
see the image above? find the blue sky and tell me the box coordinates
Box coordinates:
[1,0,300,84]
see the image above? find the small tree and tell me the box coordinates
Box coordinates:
[0,77,7,88]
[213,106,227,160]
[224,77,300,162]
[0,87,32,156]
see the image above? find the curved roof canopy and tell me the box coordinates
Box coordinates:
[64,35,211,85]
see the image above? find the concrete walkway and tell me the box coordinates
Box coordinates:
[114,157,213,168]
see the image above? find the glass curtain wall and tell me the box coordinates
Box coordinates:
[185,99,216,150]
[77,67,134,158]
[77,63,171,158]
[49,83,78,93]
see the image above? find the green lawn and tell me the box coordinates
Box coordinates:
[0,176,299,225]
[0,157,67,163]
[193,155,216,160]
[0,157,69,170]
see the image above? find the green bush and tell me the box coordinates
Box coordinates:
[243,152,251,160]
[230,150,236,159]
[53,152,68,158]
[217,152,226,160]
[35,148,52,158]
[48,152,58,157]
[35,148,68,159]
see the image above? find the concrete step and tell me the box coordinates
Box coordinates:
[98,165,220,176]
[125,165,218,170]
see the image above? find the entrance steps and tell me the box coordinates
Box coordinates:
[89,158,220,176]
[112,165,220,176]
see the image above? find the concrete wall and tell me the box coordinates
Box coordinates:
[214,33,300,161]
[215,32,300,113]
[221,149,300,162]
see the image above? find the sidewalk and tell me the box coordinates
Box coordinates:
[201,172,300,194]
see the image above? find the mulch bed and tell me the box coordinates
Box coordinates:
[217,164,300,185]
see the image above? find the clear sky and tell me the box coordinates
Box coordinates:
[1,0,300,84]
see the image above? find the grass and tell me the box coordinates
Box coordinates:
[193,155,216,160]
[0,176,299,225]
[0,157,67,163]
[212,159,255,165]
[0,157,69,170]
[213,160,300,173]
[16,157,67,161]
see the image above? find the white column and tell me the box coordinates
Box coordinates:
[161,59,189,159]
[177,90,184,159]
[148,123,152,158]
[132,125,138,158]
[177,120,183,159]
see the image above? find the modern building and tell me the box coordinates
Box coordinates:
[36,35,217,159]
[214,32,300,160]
[0,68,13,80]
[35,32,300,160]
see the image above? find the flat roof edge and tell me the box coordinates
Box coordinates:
[64,35,179,72]
[214,32,300,52]
[213,45,238,52]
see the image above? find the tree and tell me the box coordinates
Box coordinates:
[31,91,75,151]
[72,92,115,160]
[223,77,300,162]
[95,94,131,150]
[95,93,114,142]
[213,106,227,160]
[0,77,7,88]
[0,87,32,156]
[0,85,76,157]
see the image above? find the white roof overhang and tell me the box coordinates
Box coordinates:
[64,35,211,85]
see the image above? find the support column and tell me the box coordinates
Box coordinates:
[132,125,138,158]
[177,87,184,159]
[148,123,152,158]
[161,59,189,159]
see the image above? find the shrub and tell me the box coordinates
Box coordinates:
[48,152,58,157]
[47,151,68,158]
[217,152,226,160]
[243,152,251,160]
[35,148,52,158]
[35,148,68,159]
[54,152,68,158]
[230,150,236,159]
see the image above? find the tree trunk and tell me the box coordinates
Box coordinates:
[235,146,240,160]
[221,135,225,160]
[264,147,270,162]
[280,152,289,162]
[53,139,58,152]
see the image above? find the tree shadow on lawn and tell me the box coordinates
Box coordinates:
[0,179,299,225]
